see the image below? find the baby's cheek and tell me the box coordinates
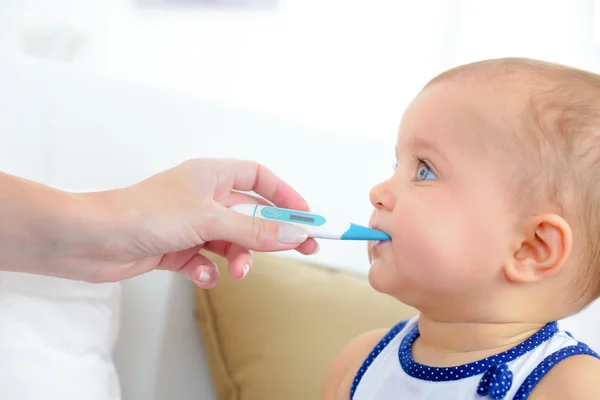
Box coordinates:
[393,206,467,273]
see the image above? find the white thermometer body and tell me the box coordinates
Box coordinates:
[230,204,391,241]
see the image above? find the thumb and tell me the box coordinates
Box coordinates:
[203,205,309,251]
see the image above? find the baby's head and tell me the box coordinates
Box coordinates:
[367,58,600,323]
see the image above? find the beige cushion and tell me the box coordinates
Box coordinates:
[194,251,417,400]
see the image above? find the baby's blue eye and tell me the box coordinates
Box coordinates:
[416,162,437,181]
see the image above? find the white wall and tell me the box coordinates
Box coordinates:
[85,0,458,143]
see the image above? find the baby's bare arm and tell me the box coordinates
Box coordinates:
[528,355,600,399]
[321,329,389,400]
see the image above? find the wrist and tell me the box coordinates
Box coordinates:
[15,186,122,277]
[57,189,126,263]
[28,187,116,273]
[0,176,84,274]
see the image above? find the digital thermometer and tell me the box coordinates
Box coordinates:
[230,204,391,241]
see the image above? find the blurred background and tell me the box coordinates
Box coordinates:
[1,1,600,399]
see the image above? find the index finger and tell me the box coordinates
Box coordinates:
[218,159,310,212]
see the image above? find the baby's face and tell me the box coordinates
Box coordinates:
[367,80,523,313]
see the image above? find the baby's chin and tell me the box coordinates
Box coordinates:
[367,257,436,308]
[368,259,401,295]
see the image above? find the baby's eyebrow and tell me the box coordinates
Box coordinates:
[411,137,449,163]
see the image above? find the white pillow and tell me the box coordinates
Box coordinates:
[0,271,121,400]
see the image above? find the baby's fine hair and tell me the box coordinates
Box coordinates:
[428,57,600,304]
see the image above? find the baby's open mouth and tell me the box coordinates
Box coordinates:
[371,239,390,249]
[369,223,391,244]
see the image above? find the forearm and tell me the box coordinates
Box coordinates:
[0,172,109,276]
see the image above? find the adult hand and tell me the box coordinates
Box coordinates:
[0,159,318,288]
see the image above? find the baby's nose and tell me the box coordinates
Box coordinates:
[369,179,396,211]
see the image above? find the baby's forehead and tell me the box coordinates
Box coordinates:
[396,79,523,157]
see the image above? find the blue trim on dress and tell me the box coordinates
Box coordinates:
[397,322,558,382]
[350,320,409,399]
[512,342,600,399]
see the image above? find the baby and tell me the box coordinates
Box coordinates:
[321,58,600,399]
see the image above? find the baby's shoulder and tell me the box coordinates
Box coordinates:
[321,319,413,400]
[527,354,600,399]
[321,328,389,400]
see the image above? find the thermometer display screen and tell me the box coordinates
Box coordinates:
[289,214,315,223]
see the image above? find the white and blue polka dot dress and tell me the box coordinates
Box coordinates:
[351,316,599,399]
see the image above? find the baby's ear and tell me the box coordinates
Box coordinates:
[504,214,572,283]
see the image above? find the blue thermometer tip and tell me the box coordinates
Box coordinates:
[341,223,391,241]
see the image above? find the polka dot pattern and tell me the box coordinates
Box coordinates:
[350,319,600,400]
[350,320,408,399]
[476,363,513,399]
[398,321,558,382]
[513,343,600,399]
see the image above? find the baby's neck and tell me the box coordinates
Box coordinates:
[411,314,548,367]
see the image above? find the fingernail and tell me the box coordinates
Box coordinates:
[278,224,309,244]
[313,242,320,254]
[198,271,211,282]
[241,264,250,279]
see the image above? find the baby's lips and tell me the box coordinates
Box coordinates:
[371,223,391,240]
